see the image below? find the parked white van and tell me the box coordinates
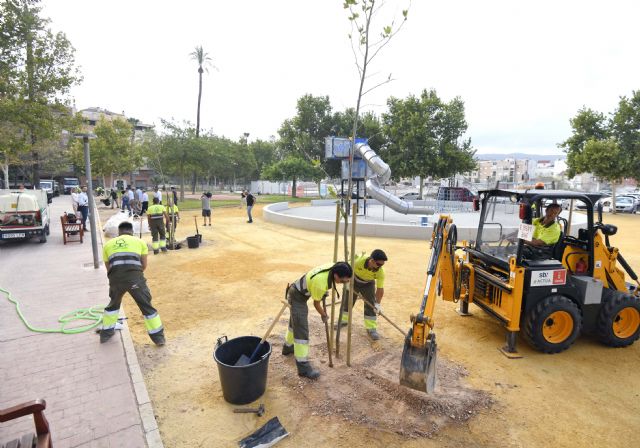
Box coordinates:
[0,189,51,243]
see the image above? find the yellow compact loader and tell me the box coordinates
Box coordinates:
[401,189,640,393]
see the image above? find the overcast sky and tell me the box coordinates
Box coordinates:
[42,0,639,155]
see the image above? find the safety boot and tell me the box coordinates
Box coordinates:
[367,329,380,341]
[150,333,166,346]
[296,361,320,379]
[282,344,294,356]
[153,250,159,255]
[100,329,114,343]
[161,248,168,253]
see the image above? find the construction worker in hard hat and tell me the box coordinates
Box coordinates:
[101,221,165,346]
[338,249,388,340]
[282,262,353,379]
[147,197,168,254]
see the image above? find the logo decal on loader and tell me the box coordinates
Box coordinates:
[531,269,567,287]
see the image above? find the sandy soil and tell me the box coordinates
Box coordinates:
[102,204,640,448]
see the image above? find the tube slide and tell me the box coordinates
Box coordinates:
[356,143,434,215]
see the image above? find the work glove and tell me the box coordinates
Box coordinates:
[374,303,382,315]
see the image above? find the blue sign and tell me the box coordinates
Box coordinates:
[341,159,367,180]
[324,136,367,159]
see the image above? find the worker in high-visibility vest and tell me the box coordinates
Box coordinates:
[282,262,353,379]
[339,249,387,340]
[146,197,168,254]
[101,221,165,346]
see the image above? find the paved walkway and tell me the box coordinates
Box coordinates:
[0,196,161,447]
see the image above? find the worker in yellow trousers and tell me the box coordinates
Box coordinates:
[146,197,168,254]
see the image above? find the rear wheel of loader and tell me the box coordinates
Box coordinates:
[524,295,581,353]
[597,289,640,347]
[399,329,437,393]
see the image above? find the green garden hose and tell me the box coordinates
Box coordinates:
[1,286,104,334]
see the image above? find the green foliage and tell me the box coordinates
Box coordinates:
[262,156,322,182]
[0,0,81,184]
[382,89,476,180]
[249,139,277,178]
[69,118,140,180]
[561,91,640,182]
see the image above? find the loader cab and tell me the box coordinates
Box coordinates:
[473,189,603,274]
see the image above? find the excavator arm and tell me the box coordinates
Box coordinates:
[400,215,458,393]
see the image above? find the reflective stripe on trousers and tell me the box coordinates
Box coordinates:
[102,309,119,330]
[144,312,163,334]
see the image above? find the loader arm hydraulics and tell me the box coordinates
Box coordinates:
[400,215,458,393]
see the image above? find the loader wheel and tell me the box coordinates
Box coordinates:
[524,295,582,353]
[597,289,640,347]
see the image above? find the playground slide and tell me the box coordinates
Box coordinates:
[356,143,434,215]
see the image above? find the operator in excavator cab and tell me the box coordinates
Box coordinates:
[522,203,562,260]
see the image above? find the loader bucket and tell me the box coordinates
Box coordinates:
[399,329,437,393]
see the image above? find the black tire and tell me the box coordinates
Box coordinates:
[39,232,47,243]
[523,295,582,354]
[597,289,640,347]
[45,224,50,236]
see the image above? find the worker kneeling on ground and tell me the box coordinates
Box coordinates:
[339,249,388,341]
[522,203,562,260]
[101,221,165,346]
[282,262,353,379]
[147,197,168,254]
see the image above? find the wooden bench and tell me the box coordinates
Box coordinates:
[60,215,83,245]
[0,399,52,448]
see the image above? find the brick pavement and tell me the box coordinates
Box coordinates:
[0,197,161,447]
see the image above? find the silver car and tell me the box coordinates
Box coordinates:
[615,196,637,213]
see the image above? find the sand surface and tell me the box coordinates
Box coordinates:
[101,205,640,448]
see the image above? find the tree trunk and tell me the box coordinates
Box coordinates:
[611,182,617,215]
[419,176,424,199]
[180,160,185,201]
[196,67,203,138]
[2,162,9,189]
[292,176,297,198]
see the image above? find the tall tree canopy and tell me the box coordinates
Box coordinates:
[0,0,81,186]
[382,89,476,196]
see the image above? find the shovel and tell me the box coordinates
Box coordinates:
[236,287,290,366]
[194,216,201,243]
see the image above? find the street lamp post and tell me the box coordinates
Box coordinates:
[74,133,99,269]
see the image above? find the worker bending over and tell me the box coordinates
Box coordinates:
[147,197,168,254]
[339,249,388,340]
[282,262,353,379]
[101,221,165,346]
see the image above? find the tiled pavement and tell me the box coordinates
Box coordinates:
[0,197,162,447]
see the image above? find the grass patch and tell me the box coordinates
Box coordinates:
[178,195,322,210]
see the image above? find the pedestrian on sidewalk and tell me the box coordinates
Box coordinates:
[101,221,165,345]
[171,186,178,206]
[282,262,353,379]
[147,197,168,254]
[154,186,162,205]
[110,188,119,209]
[71,187,80,215]
[122,187,132,215]
[141,190,149,216]
[245,190,256,223]
[201,191,212,226]
[77,186,89,232]
[338,249,388,341]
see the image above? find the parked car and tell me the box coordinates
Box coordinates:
[62,177,80,194]
[615,196,638,213]
[0,188,50,243]
[399,192,421,201]
[437,187,477,202]
[38,179,57,201]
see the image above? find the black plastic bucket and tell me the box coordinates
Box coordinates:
[196,233,202,243]
[186,235,199,249]
[213,336,271,405]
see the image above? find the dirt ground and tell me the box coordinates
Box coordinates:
[103,204,640,448]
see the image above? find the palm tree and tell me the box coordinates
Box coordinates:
[189,46,213,138]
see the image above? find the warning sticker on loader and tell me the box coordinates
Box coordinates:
[530,269,567,287]
[517,223,534,241]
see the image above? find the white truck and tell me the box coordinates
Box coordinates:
[0,189,51,243]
